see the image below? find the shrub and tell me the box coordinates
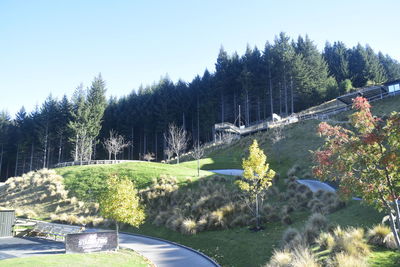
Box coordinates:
[367,224,391,247]
[316,232,335,250]
[197,216,208,231]
[334,252,368,267]
[266,249,292,267]
[282,228,303,249]
[332,227,370,257]
[307,213,328,231]
[181,218,197,235]
[383,232,398,249]
[166,215,183,231]
[303,213,328,244]
[281,215,293,225]
[291,246,320,267]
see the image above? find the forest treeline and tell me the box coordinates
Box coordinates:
[1,33,400,180]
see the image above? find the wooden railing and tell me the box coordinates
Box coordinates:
[53,160,141,168]
[214,90,400,136]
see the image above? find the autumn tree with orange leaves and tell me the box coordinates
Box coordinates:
[313,96,400,249]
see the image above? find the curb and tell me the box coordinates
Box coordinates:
[120,231,221,267]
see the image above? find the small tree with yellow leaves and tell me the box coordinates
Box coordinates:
[237,140,275,229]
[99,175,145,247]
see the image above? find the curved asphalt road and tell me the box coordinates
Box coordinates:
[119,233,218,267]
[0,232,219,267]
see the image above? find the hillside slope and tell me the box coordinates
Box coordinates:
[182,94,400,177]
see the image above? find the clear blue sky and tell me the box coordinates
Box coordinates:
[1,0,399,117]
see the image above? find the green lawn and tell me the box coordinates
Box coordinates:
[126,211,310,267]
[369,247,400,267]
[56,161,214,200]
[0,249,150,267]
[181,119,323,178]
[121,201,390,267]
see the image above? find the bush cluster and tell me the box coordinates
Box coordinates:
[267,213,374,267]
[283,167,344,215]
[140,175,283,234]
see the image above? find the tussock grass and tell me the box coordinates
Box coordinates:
[367,224,391,247]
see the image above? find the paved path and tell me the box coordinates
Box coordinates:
[119,233,218,267]
[211,169,336,193]
[211,169,243,176]
[0,233,219,267]
[296,179,336,192]
[0,237,64,260]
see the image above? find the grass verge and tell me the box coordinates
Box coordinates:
[0,249,151,267]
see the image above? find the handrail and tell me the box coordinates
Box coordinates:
[214,90,399,137]
[53,160,142,168]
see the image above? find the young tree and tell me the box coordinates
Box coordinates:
[143,152,155,162]
[103,130,131,161]
[313,97,400,249]
[99,175,145,247]
[191,142,205,177]
[270,124,285,165]
[237,140,275,229]
[164,123,189,164]
[164,147,173,162]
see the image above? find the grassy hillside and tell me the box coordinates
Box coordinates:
[125,201,385,267]
[57,161,214,200]
[182,94,400,177]
[1,94,399,267]
[182,119,323,178]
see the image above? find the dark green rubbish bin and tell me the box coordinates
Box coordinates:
[0,210,15,237]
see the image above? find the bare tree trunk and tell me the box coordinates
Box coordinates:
[246,90,250,126]
[58,134,62,164]
[221,93,225,123]
[115,221,119,249]
[284,65,288,116]
[388,211,400,249]
[257,96,261,122]
[384,200,400,249]
[256,193,260,229]
[144,134,147,155]
[233,93,237,124]
[47,143,51,168]
[269,60,274,117]
[22,154,26,174]
[30,143,34,171]
[92,141,96,160]
[394,200,400,239]
[197,157,200,177]
[0,144,3,177]
[197,96,200,144]
[155,132,158,161]
[290,76,294,114]
[74,134,79,162]
[131,127,134,160]
[279,82,282,115]
[15,145,19,176]
[43,125,48,169]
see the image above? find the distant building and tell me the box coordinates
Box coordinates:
[337,79,400,105]
[385,79,400,94]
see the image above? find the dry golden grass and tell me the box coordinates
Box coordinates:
[0,169,103,226]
